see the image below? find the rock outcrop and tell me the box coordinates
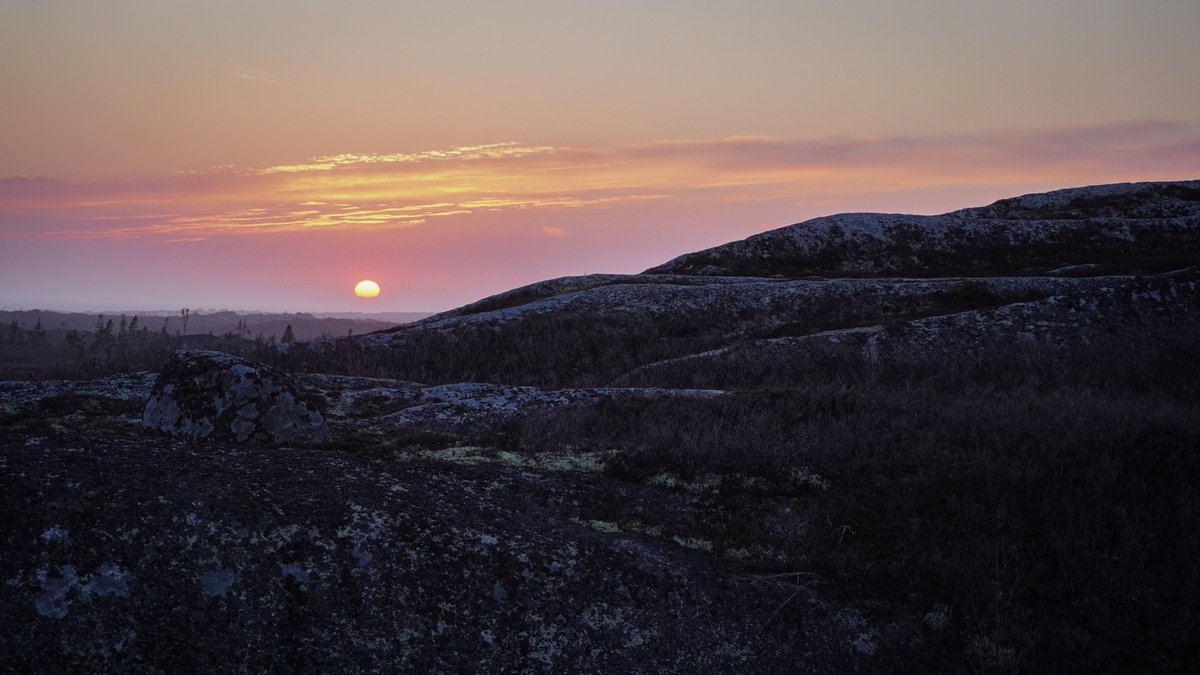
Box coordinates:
[143,350,330,444]
[645,180,1200,278]
[301,374,724,436]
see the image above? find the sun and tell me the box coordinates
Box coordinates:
[354,279,381,298]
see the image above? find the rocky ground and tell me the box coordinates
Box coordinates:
[1,374,883,673]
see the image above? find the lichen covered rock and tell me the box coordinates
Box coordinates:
[0,431,875,673]
[143,350,330,444]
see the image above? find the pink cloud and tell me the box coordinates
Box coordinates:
[1,121,1197,243]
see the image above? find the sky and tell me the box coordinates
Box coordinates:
[2,1,1198,312]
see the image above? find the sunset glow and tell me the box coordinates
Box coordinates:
[2,1,1198,312]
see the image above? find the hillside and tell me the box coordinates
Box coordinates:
[616,268,1200,388]
[3,180,1199,672]
[645,180,1200,278]
[299,183,1197,389]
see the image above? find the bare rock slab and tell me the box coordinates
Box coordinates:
[143,350,330,444]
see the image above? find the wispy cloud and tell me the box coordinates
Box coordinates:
[232,66,282,85]
[2,121,1197,241]
[259,143,557,174]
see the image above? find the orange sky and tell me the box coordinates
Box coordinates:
[2,1,1199,311]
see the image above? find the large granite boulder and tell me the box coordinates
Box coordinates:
[143,350,330,444]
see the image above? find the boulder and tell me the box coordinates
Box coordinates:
[143,350,330,444]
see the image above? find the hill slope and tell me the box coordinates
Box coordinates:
[645,180,1200,278]
[5,180,1199,672]
[324,181,1200,388]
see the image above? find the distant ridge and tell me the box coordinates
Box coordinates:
[311,311,432,323]
[0,308,414,342]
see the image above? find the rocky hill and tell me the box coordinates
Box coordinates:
[645,180,1200,278]
[3,180,1199,672]
[303,180,1197,391]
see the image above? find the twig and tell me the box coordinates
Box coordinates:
[763,579,820,627]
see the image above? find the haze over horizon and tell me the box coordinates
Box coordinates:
[3,1,1199,312]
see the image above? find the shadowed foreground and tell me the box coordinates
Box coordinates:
[1,427,874,673]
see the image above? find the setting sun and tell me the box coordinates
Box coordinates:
[354,280,381,298]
